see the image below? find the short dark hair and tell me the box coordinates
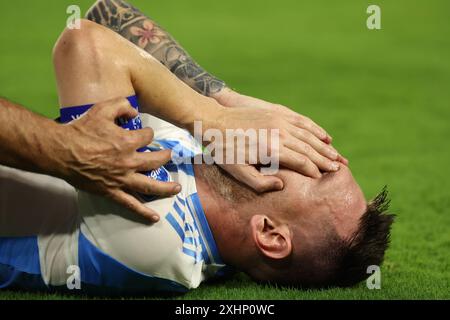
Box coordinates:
[324,186,395,287]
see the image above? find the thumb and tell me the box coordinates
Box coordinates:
[94,97,138,122]
[220,164,284,193]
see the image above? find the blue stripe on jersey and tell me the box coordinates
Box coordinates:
[184,222,201,263]
[60,96,139,124]
[184,223,196,244]
[188,193,224,265]
[164,163,178,172]
[178,163,195,176]
[0,236,47,290]
[78,231,187,294]
[156,140,196,176]
[162,162,195,176]
[182,247,197,260]
[187,211,209,264]
[165,213,184,241]
[184,236,195,246]
[0,236,42,275]
[166,196,204,262]
[0,233,189,294]
[177,195,186,206]
[154,138,226,266]
[173,201,185,221]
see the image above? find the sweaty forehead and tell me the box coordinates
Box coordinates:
[278,165,366,239]
[317,167,367,238]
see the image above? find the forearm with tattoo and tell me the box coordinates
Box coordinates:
[86,0,226,97]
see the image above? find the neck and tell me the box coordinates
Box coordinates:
[194,164,255,269]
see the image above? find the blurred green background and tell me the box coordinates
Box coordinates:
[0,0,449,299]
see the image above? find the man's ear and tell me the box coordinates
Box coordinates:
[250,215,292,260]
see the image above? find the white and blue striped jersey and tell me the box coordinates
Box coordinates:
[0,113,231,295]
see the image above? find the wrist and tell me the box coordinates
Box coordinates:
[36,121,72,179]
[182,95,227,135]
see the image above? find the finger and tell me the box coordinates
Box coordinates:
[289,114,330,142]
[338,154,349,165]
[134,149,173,171]
[129,127,155,149]
[126,173,182,197]
[220,164,284,193]
[109,189,160,222]
[323,135,333,144]
[279,148,322,178]
[285,139,340,172]
[95,97,137,122]
[288,126,339,161]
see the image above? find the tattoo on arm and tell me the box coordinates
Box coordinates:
[86,0,226,97]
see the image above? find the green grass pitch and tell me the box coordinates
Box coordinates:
[0,0,449,300]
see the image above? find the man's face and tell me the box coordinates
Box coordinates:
[274,165,367,241]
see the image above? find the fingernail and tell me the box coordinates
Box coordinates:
[331,162,340,171]
[275,181,284,190]
[152,215,160,222]
[174,185,182,193]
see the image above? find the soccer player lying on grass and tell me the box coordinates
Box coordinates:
[0,19,394,294]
